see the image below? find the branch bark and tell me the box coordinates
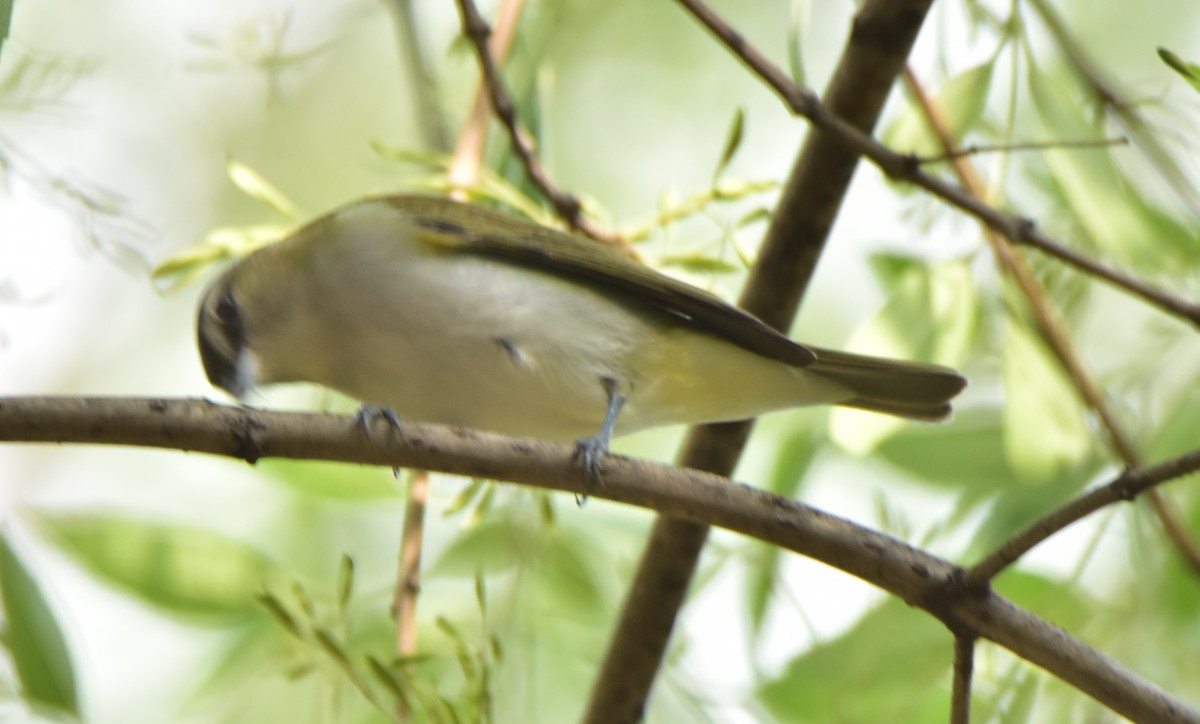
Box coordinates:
[1,395,1197,723]
[584,2,937,720]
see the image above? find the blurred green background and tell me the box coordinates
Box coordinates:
[1,0,1199,721]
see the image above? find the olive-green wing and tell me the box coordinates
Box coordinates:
[388,194,816,367]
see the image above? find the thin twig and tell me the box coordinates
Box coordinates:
[916,136,1127,164]
[1009,233,1200,327]
[902,66,1200,572]
[454,0,621,244]
[1,396,1197,724]
[968,447,1200,585]
[446,0,526,197]
[951,633,976,724]
[673,0,1200,330]
[1026,0,1200,220]
[392,469,428,719]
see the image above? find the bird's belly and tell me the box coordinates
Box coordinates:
[315,263,649,442]
[343,332,617,441]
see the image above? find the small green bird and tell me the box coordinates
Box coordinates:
[197,195,965,465]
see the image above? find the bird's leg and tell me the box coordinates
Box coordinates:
[574,376,625,501]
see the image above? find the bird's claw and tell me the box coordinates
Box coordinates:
[573,433,611,505]
[355,404,403,432]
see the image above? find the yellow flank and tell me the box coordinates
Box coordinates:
[618,325,852,433]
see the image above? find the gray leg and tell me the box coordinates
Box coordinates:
[574,376,626,497]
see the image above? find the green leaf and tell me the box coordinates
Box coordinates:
[992,569,1091,624]
[152,222,290,292]
[1158,47,1200,93]
[0,0,13,58]
[527,528,607,614]
[427,517,538,578]
[41,514,278,617]
[876,407,1011,494]
[1145,382,1200,462]
[712,107,745,182]
[747,425,822,635]
[227,161,300,218]
[259,459,403,501]
[830,257,978,454]
[758,599,950,722]
[657,252,739,275]
[1028,66,1194,267]
[967,478,1088,557]
[787,4,807,87]
[883,61,995,157]
[1001,317,1093,483]
[0,530,80,716]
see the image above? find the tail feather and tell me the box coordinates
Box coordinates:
[807,347,967,421]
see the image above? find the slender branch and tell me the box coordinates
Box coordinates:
[967,447,1200,585]
[673,0,1200,329]
[454,0,620,244]
[917,137,1128,164]
[392,469,427,720]
[446,0,526,197]
[1026,0,1200,220]
[1008,233,1200,327]
[585,2,937,720]
[0,396,1197,723]
[951,634,976,724]
[901,66,1200,572]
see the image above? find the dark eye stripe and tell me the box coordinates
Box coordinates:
[213,287,246,350]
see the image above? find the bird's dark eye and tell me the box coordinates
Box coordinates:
[215,293,238,326]
[213,290,246,352]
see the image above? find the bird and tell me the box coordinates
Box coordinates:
[196,194,966,470]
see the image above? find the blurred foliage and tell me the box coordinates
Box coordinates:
[3,0,1200,722]
[0,530,78,718]
[1159,47,1200,93]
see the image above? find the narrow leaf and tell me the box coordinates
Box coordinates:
[0,530,80,716]
[1158,47,1200,92]
[41,514,276,617]
[713,107,745,181]
[1001,317,1092,483]
[227,161,299,218]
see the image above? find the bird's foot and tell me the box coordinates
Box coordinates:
[355,404,403,432]
[572,432,611,505]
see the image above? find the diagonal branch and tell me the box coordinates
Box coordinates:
[446,0,526,197]
[1026,0,1200,221]
[453,0,620,244]
[901,66,1200,573]
[584,1,937,720]
[1,395,1197,723]
[967,446,1200,585]
[674,0,1200,329]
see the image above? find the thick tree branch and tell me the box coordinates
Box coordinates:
[0,396,1197,723]
[584,2,937,720]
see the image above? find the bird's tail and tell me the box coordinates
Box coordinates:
[807,347,967,421]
